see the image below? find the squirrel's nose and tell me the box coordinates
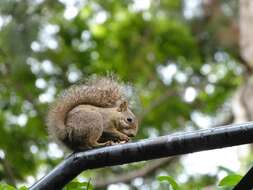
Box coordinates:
[128,133,135,137]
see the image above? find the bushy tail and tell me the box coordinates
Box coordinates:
[47,77,124,142]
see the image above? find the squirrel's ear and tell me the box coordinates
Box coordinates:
[117,101,128,112]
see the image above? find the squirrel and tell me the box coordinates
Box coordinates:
[47,77,138,151]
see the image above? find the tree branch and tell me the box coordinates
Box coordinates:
[94,157,176,188]
[30,122,253,190]
[0,158,16,187]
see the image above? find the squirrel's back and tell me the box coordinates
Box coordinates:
[47,76,124,143]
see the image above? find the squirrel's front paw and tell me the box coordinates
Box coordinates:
[105,141,115,146]
[119,135,130,142]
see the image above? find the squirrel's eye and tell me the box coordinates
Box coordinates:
[127,118,133,123]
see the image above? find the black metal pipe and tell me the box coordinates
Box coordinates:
[30,122,253,190]
[233,164,253,190]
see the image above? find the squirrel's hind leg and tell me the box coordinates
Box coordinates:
[66,107,106,150]
[82,110,114,148]
[86,117,114,148]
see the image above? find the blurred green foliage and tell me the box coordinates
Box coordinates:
[0,0,246,189]
[0,183,27,190]
[64,180,93,190]
[0,172,243,190]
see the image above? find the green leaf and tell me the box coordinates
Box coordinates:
[157,175,180,190]
[218,174,242,187]
[65,181,93,190]
[19,186,28,190]
[0,183,16,190]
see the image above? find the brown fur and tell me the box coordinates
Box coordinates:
[47,77,138,151]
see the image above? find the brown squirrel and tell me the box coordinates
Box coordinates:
[47,77,138,151]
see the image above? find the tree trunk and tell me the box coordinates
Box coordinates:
[240,0,253,67]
